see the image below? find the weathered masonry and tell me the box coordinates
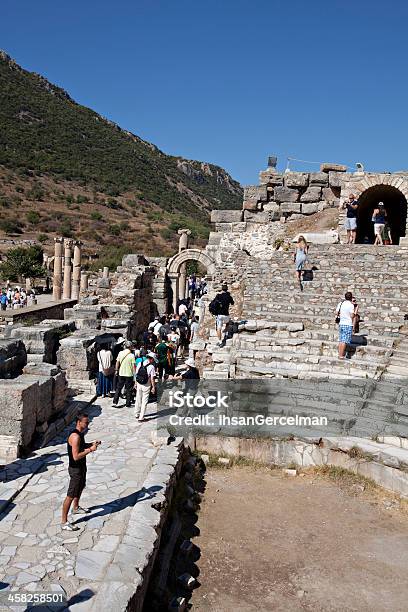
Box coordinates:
[206,160,408,264]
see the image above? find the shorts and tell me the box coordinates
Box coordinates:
[339,325,352,344]
[216,314,230,331]
[374,223,385,236]
[344,217,357,231]
[67,467,87,498]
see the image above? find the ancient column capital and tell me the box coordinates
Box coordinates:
[177,228,192,236]
[64,238,74,249]
[54,236,64,244]
[73,239,82,247]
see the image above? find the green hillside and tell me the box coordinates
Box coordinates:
[0,50,242,222]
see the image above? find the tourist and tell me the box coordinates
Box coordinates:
[61,413,100,531]
[343,193,359,244]
[212,283,234,346]
[142,328,156,351]
[155,336,170,382]
[134,352,156,421]
[174,357,200,380]
[178,301,188,317]
[0,291,7,311]
[112,340,135,408]
[188,275,197,300]
[372,203,386,246]
[293,235,308,289]
[190,315,200,343]
[335,292,357,359]
[96,345,114,397]
[165,337,177,378]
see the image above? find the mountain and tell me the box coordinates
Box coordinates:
[0,51,242,264]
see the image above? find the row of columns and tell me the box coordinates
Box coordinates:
[52,238,88,301]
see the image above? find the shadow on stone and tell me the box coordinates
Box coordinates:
[72,485,163,525]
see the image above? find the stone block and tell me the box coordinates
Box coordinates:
[280,202,301,214]
[301,202,319,215]
[259,170,283,185]
[329,171,347,187]
[243,185,267,201]
[0,339,27,378]
[121,254,148,267]
[97,278,110,289]
[300,187,322,202]
[243,211,269,223]
[263,202,280,213]
[322,187,340,202]
[320,163,348,173]
[0,378,39,448]
[284,172,309,188]
[210,210,243,223]
[242,199,258,211]
[309,172,329,185]
[274,186,299,203]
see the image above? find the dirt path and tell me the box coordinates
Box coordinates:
[191,465,408,612]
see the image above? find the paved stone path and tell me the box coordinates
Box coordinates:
[0,395,171,610]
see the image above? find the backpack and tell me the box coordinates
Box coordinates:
[136,364,149,385]
[209,298,223,316]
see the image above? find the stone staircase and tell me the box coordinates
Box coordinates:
[203,244,408,439]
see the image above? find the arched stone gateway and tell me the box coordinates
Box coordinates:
[167,249,215,312]
[343,174,408,245]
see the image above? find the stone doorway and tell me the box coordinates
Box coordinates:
[166,248,215,313]
[356,185,407,244]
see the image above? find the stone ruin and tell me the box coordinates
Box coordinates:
[0,229,205,459]
[3,158,408,461]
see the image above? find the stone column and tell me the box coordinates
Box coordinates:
[178,228,191,252]
[80,272,89,293]
[62,239,73,300]
[103,267,109,279]
[179,265,186,300]
[71,241,82,300]
[169,273,179,313]
[52,237,63,301]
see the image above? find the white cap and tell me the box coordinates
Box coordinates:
[185,357,196,368]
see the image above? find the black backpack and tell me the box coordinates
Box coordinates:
[209,298,222,316]
[136,364,149,384]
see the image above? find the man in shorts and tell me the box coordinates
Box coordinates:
[343,194,359,244]
[335,292,357,359]
[61,413,100,531]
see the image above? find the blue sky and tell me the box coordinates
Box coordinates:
[1,0,407,185]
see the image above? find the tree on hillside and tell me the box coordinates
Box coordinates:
[0,245,45,282]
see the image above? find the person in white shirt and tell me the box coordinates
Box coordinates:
[178,302,188,317]
[336,292,357,359]
[134,353,156,421]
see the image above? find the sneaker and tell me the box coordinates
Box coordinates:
[71,506,90,515]
[62,522,79,531]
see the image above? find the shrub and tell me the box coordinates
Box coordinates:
[109,224,121,236]
[76,194,89,204]
[26,210,40,225]
[37,233,48,244]
[90,211,103,221]
[0,219,23,234]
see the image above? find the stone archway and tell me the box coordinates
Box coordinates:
[355,185,407,244]
[341,174,408,245]
[167,249,215,312]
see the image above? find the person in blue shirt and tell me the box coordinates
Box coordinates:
[0,291,8,311]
